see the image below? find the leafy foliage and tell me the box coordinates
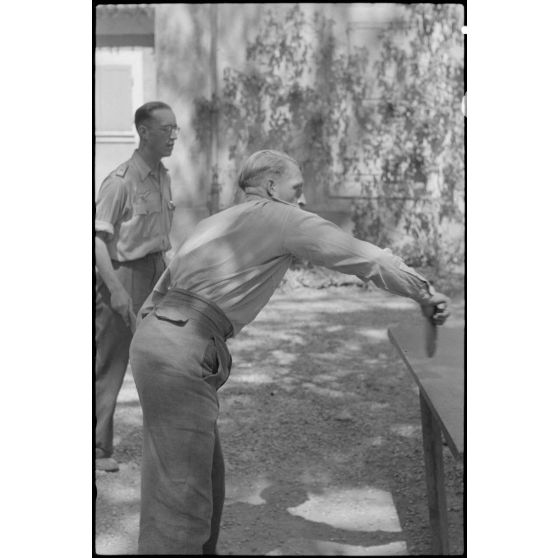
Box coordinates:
[192,3,464,272]
[351,4,465,271]
[193,4,370,201]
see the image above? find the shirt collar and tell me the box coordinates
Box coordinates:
[244,190,267,202]
[244,188,298,208]
[132,150,167,182]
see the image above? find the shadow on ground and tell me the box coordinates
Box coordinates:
[96,285,464,555]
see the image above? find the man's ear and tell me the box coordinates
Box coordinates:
[137,124,148,141]
[266,180,275,196]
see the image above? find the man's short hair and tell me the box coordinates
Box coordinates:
[134,101,172,132]
[238,150,300,191]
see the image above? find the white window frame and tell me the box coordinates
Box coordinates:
[95,48,144,144]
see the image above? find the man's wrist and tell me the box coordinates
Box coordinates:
[416,284,436,305]
[106,279,126,296]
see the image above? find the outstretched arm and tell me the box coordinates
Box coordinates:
[282,208,450,312]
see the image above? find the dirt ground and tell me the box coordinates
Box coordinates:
[95,282,464,556]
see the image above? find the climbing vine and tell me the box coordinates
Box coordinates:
[352,4,465,270]
[193,4,370,202]
[192,3,464,271]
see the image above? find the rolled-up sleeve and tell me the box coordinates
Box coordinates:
[95,177,127,237]
[281,208,434,304]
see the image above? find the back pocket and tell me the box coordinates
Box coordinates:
[153,306,189,326]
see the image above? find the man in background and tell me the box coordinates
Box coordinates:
[95,101,178,472]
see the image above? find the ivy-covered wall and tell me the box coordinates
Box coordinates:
[152,3,464,273]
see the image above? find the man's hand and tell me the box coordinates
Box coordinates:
[421,292,450,326]
[110,286,136,331]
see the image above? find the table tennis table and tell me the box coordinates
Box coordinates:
[388,320,464,555]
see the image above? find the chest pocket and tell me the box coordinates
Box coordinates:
[133,190,161,216]
[132,190,162,240]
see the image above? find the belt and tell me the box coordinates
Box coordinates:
[155,288,233,339]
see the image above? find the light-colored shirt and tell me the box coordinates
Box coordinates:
[95,150,174,261]
[145,193,433,336]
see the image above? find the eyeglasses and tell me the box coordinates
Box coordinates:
[157,125,180,136]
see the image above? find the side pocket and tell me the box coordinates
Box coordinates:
[201,337,219,378]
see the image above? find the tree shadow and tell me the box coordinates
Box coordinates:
[217,287,464,553]
[221,479,408,555]
[102,287,463,554]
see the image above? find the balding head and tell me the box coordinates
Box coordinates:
[238,149,306,206]
[238,150,300,192]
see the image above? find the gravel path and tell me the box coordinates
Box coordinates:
[95,285,464,555]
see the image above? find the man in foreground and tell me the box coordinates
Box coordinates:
[130,149,449,554]
[95,101,178,472]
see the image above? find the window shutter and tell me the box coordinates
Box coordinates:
[95,65,134,132]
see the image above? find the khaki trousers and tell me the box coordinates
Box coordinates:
[130,289,233,555]
[95,252,165,456]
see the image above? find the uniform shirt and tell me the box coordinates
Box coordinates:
[146,193,434,336]
[95,150,174,261]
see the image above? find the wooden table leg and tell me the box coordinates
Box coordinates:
[420,391,449,555]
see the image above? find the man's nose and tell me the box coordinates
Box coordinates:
[170,128,179,139]
[297,193,307,208]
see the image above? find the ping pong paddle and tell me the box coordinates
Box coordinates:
[425,317,438,357]
[425,302,447,357]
